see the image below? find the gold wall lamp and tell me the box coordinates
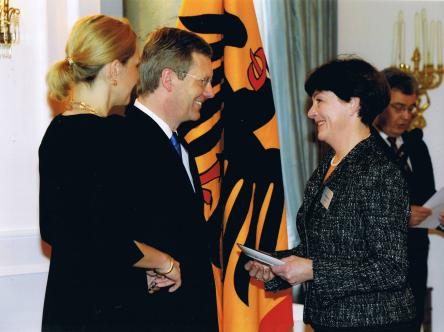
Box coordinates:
[392,9,443,129]
[0,0,20,58]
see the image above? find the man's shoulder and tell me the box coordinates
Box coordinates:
[124,105,159,132]
[403,128,432,157]
[403,128,424,143]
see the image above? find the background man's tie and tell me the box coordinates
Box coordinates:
[170,132,182,158]
[387,136,411,174]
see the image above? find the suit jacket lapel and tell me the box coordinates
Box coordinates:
[128,105,202,197]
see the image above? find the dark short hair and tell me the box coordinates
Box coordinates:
[381,67,419,95]
[138,27,212,95]
[304,57,390,126]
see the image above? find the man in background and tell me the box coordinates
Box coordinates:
[373,67,438,332]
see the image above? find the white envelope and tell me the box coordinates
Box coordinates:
[238,243,285,266]
[414,187,444,229]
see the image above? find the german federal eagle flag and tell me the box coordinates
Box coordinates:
[177,1,293,331]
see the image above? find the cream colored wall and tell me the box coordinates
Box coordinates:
[338,1,444,331]
[124,0,182,45]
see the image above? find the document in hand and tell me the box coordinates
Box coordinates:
[414,187,444,229]
[237,244,285,266]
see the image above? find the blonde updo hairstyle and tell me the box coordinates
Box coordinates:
[46,14,137,101]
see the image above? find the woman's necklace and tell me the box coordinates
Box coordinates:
[330,155,341,167]
[324,155,339,182]
[66,101,104,116]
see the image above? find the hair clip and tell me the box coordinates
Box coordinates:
[66,56,74,66]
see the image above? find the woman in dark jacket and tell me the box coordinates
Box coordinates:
[245,57,416,332]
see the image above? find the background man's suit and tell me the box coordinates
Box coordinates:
[373,127,436,328]
[123,104,218,331]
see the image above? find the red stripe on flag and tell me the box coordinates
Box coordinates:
[259,295,294,332]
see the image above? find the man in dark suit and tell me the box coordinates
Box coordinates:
[373,67,440,332]
[124,27,218,331]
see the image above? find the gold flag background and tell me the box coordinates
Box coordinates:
[177,1,293,331]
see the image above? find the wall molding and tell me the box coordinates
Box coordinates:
[0,228,50,277]
[0,228,39,238]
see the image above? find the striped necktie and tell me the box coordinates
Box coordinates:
[387,136,411,174]
[387,136,398,154]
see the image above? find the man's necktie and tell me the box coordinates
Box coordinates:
[387,136,411,174]
[387,136,398,155]
[170,132,182,158]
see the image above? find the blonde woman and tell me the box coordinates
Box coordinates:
[40,15,180,331]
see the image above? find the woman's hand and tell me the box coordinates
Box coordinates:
[270,256,313,285]
[147,259,182,293]
[244,260,275,282]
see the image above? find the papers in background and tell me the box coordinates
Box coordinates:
[414,187,444,229]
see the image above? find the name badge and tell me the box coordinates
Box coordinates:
[320,186,334,210]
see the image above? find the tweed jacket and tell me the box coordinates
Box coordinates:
[266,135,415,328]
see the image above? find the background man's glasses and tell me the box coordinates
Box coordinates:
[389,103,417,113]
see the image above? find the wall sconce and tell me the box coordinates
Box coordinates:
[0,0,20,58]
[392,9,443,129]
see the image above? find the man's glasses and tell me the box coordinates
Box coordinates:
[177,71,212,88]
[389,103,417,113]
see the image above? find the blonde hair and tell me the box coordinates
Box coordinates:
[46,15,137,101]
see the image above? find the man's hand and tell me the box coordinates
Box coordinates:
[409,205,432,226]
[146,270,160,294]
[437,211,444,232]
